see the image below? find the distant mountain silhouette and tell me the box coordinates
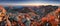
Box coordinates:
[4,5,58,17]
[32,5,58,17]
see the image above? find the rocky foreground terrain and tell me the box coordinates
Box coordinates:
[0,5,60,26]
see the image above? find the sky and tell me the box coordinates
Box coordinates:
[0,0,60,6]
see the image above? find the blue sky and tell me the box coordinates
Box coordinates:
[0,0,60,6]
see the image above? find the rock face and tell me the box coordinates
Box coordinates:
[0,6,6,22]
[20,7,34,13]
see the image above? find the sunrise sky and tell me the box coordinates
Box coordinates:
[0,0,60,6]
